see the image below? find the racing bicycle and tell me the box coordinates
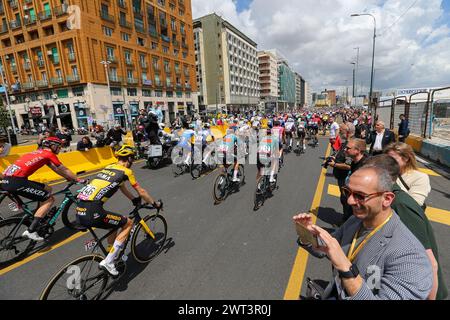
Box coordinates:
[0,181,86,267]
[212,165,245,204]
[39,200,167,300]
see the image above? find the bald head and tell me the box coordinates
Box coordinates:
[350,166,393,193]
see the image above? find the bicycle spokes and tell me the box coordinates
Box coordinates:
[139,219,156,240]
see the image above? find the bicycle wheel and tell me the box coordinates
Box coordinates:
[172,164,185,176]
[39,254,108,300]
[190,164,202,179]
[0,217,35,267]
[254,176,267,210]
[131,214,168,263]
[213,173,228,203]
[238,165,245,186]
[61,199,78,230]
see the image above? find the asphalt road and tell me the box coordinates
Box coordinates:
[0,137,449,300]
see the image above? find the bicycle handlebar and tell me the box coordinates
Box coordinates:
[130,199,163,218]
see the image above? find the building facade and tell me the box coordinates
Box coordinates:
[277,59,295,110]
[0,0,197,131]
[258,50,278,109]
[194,13,259,114]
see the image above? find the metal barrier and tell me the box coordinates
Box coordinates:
[424,86,450,138]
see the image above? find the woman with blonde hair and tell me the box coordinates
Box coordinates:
[384,142,431,208]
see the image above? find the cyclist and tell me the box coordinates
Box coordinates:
[218,125,241,182]
[1,137,82,241]
[178,123,196,166]
[296,117,307,152]
[271,120,285,167]
[308,116,319,146]
[285,117,296,151]
[76,145,160,276]
[257,128,278,183]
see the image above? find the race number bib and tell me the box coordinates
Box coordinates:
[3,164,21,176]
[78,185,97,201]
[218,144,229,153]
[258,144,271,154]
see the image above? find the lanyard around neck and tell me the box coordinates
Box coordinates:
[347,213,393,263]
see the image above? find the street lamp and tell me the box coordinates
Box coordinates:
[351,13,376,114]
[100,60,113,125]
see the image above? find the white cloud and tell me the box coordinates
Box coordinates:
[192,0,450,94]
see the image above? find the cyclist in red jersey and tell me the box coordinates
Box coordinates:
[1,137,82,241]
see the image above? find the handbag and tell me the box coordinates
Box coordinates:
[399,175,428,211]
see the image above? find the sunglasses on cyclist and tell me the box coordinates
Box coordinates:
[341,186,388,203]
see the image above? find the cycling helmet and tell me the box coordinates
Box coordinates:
[115,144,135,158]
[42,137,63,149]
[203,123,211,129]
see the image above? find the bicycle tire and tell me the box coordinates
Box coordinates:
[238,165,245,186]
[213,173,228,203]
[253,176,266,210]
[190,164,202,179]
[131,214,167,264]
[61,199,78,230]
[172,164,185,176]
[0,217,35,267]
[39,254,108,300]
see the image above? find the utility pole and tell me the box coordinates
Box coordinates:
[354,47,360,97]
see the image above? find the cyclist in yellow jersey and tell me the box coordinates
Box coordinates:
[76,145,160,276]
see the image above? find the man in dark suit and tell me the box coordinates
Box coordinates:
[398,114,410,142]
[366,121,396,155]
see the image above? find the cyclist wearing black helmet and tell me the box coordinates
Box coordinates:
[76,145,160,276]
[1,137,82,241]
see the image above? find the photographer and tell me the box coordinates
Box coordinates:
[324,124,352,222]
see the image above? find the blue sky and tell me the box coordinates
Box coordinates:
[234,0,252,12]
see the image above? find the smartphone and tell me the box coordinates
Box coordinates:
[295,223,319,248]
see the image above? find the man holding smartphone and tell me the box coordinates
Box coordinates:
[293,166,433,300]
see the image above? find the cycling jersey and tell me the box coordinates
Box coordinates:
[218,134,238,154]
[77,163,138,203]
[178,129,195,149]
[2,149,62,178]
[272,126,285,146]
[285,121,296,132]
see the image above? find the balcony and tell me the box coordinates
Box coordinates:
[135,24,145,34]
[178,0,185,8]
[52,57,60,65]
[142,79,152,86]
[54,4,69,17]
[107,56,117,63]
[127,77,138,84]
[24,0,33,4]
[119,19,132,29]
[50,77,64,85]
[66,74,80,83]
[185,83,191,90]
[37,59,45,68]
[23,62,31,70]
[133,8,143,18]
[117,0,127,9]
[165,82,173,89]
[24,15,37,26]
[10,65,17,73]
[100,11,115,23]
[109,76,123,83]
[9,0,18,10]
[149,29,159,39]
[10,19,21,30]
[176,83,182,90]
[0,24,8,34]
[23,81,34,90]
[154,80,163,87]
[68,52,76,62]
[161,34,170,43]
[38,11,52,21]
[36,80,49,88]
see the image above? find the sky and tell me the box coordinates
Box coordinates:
[192,0,450,95]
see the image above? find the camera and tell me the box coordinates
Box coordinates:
[322,156,334,169]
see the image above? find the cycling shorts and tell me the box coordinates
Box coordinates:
[76,201,127,230]
[0,177,50,202]
[297,130,306,138]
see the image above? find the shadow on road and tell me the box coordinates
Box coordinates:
[316,207,343,227]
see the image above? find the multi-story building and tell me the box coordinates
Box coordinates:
[193,13,259,114]
[305,81,312,107]
[294,72,302,108]
[0,0,197,130]
[277,59,295,111]
[258,50,277,109]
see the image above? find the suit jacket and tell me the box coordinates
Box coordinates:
[300,213,433,300]
[366,129,396,153]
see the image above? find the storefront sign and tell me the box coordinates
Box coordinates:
[113,103,124,117]
[58,104,70,114]
[30,106,42,116]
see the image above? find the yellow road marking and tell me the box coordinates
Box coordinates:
[418,168,441,177]
[327,184,450,226]
[425,207,450,226]
[0,230,90,276]
[284,143,331,300]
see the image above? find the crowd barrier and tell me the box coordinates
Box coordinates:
[405,135,450,168]
[0,147,118,183]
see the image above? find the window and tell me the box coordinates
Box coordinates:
[110,87,122,96]
[152,42,158,50]
[71,66,78,76]
[182,52,187,59]
[41,72,47,81]
[72,86,84,96]
[155,90,163,97]
[127,69,133,79]
[121,33,130,42]
[103,26,113,37]
[124,51,132,62]
[176,91,182,98]
[56,69,62,78]
[163,46,168,54]
[142,89,151,97]
[166,91,173,97]
[107,47,115,58]
[56,89,69,98]
[127,88,137,96]
[137,37,145,46]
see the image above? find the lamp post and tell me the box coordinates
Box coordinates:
[351,13,376,114]
[0,65,18,142]
[100,60,112,125]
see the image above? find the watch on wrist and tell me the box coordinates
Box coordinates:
[338,264,359,279]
